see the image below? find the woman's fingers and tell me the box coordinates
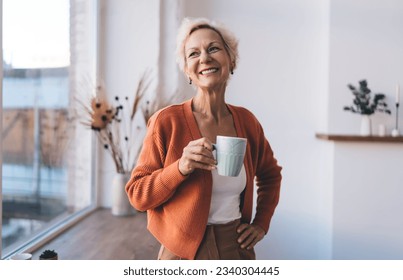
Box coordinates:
[178,137,216,176]
[189,137,215,152]
[186,145,215,163]
[237,224,265,250]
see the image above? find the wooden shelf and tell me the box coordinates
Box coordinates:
[316,133,403,143]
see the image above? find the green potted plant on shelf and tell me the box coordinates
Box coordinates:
[343,79,391,136]
[39,249,58,260]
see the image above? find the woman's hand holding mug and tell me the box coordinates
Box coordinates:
[179,137,217,176]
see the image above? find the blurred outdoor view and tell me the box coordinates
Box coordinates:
[2,68,70,249]
[2,0,94,256]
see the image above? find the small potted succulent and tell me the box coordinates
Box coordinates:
[39,249,58,260]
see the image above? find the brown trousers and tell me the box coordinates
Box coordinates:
[158,219,256,260]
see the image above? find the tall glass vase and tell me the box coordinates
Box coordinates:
[360,115,372,136]
[112,173,136,216]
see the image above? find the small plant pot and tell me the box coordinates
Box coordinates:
[40,255,58,260]
[39,250,58,260]
[360,115,372,136]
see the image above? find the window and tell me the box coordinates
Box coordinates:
[1,0,98,258]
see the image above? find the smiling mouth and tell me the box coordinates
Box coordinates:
[200,68,218,75]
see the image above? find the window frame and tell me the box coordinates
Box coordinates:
[0,0,4,258]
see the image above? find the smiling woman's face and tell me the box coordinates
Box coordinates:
[184,28,233,91]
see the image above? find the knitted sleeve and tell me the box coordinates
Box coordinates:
[125,113,187,212]
[252,121,282,234]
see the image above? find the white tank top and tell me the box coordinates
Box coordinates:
[208,165,247,224]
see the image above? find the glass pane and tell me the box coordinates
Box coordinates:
[2,0,94,255]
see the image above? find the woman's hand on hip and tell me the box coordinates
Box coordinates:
[237,224,265,250]
[178,137,217,176]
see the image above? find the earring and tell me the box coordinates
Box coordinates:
[189,77,192,85]
[231,69,234,75]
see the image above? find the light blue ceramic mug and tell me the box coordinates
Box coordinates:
[212,136,247,177]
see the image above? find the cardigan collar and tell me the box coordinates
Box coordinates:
[183,98,246,141]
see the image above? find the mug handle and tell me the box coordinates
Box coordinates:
[211,144,217,160]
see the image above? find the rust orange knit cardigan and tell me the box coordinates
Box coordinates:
[125,99,282,260]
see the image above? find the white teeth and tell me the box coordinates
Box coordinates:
[201,68,218,75]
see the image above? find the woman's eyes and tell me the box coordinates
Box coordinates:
[188,46,220,58]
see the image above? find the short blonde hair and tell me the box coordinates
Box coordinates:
[175,17,239,74]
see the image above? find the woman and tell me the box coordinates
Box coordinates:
[125,17,282,260]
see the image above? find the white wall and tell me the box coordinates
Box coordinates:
[329,0,403,134]
[99,0,403,259]
[328,0,403,259]
[98,0,161,207]
[332,143,403,259]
